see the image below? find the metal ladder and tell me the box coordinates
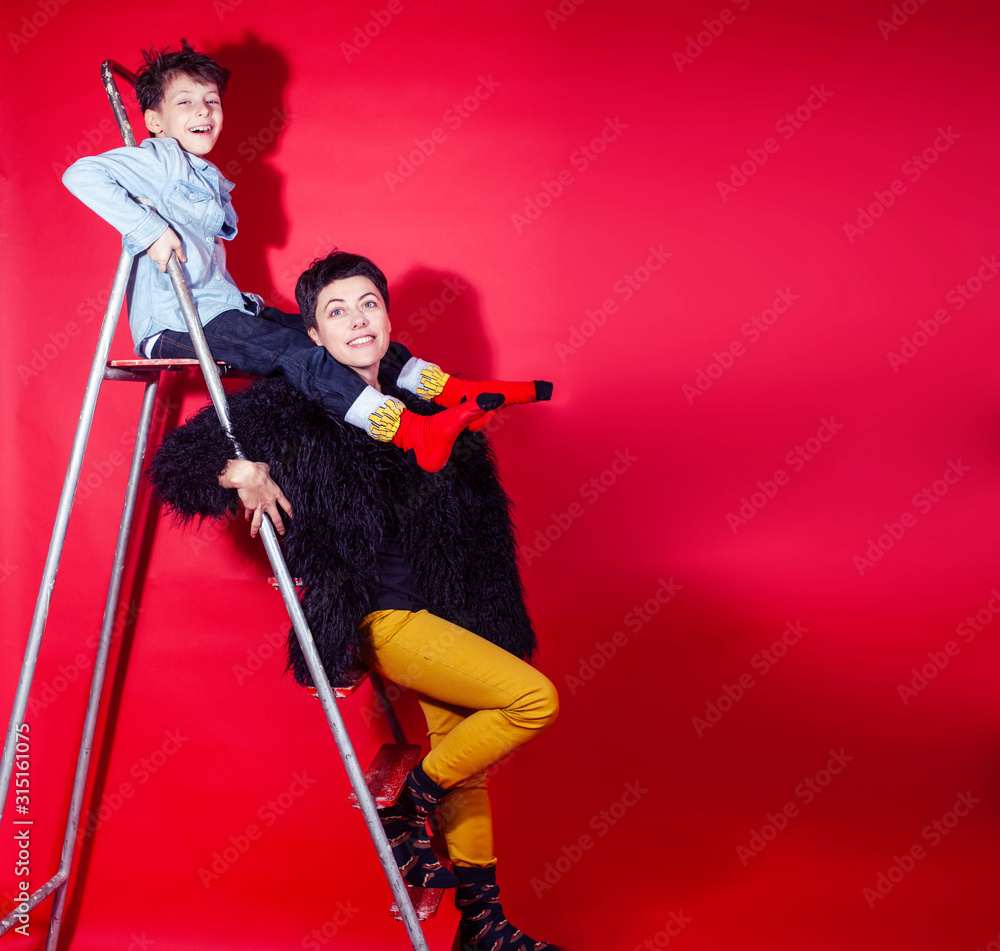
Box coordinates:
[0,58,432,950]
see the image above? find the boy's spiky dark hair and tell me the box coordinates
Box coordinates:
[134,39,231,114]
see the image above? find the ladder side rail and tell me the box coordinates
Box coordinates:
[0,247,136,825]
[0,57,147,932]
[101,60,138,147]
[0,381,161,941]
[44,380,161,950]
[0,869,68,933]
[163,255,430,951]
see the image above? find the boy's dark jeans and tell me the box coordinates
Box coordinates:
[151,306,408,418]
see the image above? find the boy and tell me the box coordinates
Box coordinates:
[149,250,562,950]
[63,40,550,473]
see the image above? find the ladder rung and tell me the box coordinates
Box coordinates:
[348,743,422,808]
[391,883,445,921]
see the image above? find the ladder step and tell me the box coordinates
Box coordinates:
[348,743,422,808]
[349,743,446,920]
[390,883,445,921]
[266,577,369,699]
[103,358,247,382]
[304,665,370,700]
[107,358,226,368]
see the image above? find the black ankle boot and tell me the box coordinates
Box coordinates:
[379,760,459,888]
[454,865,563,950]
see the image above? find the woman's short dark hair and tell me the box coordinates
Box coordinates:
[295,250,391,329]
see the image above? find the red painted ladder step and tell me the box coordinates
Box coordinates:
[266,577,370,699]
[349,743,448,921]
[348,743,422,809]
[302,666,370,700]
[391,884,446,922]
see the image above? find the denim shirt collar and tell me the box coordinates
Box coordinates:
[140,137,235,193]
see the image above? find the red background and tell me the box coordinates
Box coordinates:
[2,0,998,948]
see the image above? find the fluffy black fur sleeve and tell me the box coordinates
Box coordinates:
[145,399,240,521]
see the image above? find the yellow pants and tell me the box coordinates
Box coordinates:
[359,609,559,866]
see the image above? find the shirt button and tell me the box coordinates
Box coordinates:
[215,274,221,281]
[189,193,196,199]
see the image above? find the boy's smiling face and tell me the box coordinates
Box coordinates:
[307,275,392,385]
[144,74,223,156]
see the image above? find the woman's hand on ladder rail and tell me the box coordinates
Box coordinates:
[219,460,294,537]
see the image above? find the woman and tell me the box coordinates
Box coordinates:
[149,250,562,951]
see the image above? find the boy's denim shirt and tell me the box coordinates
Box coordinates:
[63,136,262,354]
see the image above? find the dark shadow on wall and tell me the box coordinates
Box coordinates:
[209,34,292,311]
[392,267,494,379]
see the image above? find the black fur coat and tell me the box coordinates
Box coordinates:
[147,376,536,686]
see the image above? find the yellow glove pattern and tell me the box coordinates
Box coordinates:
[369,397,405,441]
[416,363,450,400]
